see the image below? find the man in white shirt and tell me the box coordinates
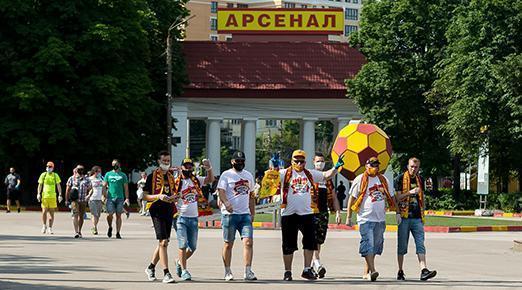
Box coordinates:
[173,158,214,281]
[217,151,257,281]
[346,157,400,282]
[278,150,343,281]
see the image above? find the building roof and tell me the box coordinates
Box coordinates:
[181,41,366,98]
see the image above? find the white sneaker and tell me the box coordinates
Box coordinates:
[145,268,156,281]
[244,269,257,281]
[162,272,175,283]
[41,225,47,234]
[224,271,234,281]
[48,227,54,234]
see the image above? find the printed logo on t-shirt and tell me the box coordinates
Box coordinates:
[233,179,250,196]
[368,184,385,202]
[290,176,310,194]
[181,186,197,204]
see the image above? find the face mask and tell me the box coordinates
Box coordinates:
[232,163,245,171]
[314,161,325,170]
[46,168,53,173]
[97,173,102,178]
[182,170,193,177]
[113,165,120,170]
[159,164,170,171]
[368,167,378,176]
[292,163,304,172]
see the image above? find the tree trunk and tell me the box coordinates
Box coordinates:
[452,156,461,200]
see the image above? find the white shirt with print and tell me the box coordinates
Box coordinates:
[89,176,104,201]
[279,169,325,216]
[349,174,394,224]
[218,169,255,215]
[177,176,206,218]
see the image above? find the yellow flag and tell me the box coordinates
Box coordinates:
[259,169,281,199]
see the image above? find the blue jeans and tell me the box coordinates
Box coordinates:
[106,198,124,214]
[359,221,386,257]
[397,218,426,255]
[176,216,199,251]
[221,214,253,242]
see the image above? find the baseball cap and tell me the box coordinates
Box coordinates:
[232,151,246,161]
[181,158,194,166]
[46,161,55,168]
[366,157,381,166]
[292,150,306,159]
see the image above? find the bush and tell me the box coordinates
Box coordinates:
[488,192,522,213]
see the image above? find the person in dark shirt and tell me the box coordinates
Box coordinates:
[394,157,436,281]
[4,167,21,213]
[143,150,178,284]
[336,181,346,210]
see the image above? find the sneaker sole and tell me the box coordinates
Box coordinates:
[370,272,379,282]
[317,267,326,279]
[421,270,437,281]
[162,279,175,283]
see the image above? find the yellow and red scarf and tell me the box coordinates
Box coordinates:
[172,174,212,217]
[351,171,396,213]
[399,171,425,223]
[281,167,319,213]
[146,169,177,213]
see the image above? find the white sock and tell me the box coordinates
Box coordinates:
[245,266,252,273]
[304,266,311,271]
[313,259,321,268]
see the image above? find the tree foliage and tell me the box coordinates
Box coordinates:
[0,0,189,179]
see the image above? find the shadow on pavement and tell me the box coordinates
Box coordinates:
[0,254,100,275]
[0,280,104,290]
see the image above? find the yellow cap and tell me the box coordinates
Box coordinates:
[292,150,306,159]
[181,158,194,165]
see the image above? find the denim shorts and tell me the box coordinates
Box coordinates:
[397,218,426,255]
[106,198,124,214]
[359,221,386,257]
[176,216,199,251]
[221,214,253,242]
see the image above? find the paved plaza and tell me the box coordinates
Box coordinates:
[0,212,521,289]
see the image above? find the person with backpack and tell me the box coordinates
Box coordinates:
[66,165,91,238]
[37,161,63,234]
[4,167,22,213]
[172,158,214,281]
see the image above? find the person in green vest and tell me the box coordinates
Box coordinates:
[103,159,129,239]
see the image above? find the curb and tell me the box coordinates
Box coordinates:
[197,221,522,233]
[425,210,475,217]
[494,213,522,218]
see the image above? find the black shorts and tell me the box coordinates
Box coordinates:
[314,211,329,245]
[281,213,317,255]
[150,203,174,240]
[151,215,173,240]
[6,189,20,200]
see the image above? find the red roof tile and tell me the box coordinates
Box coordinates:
[181,41,366,98]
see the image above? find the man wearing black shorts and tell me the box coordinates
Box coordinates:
[143,150,178,283]
[277,150,343,281]
[4,167,21,213]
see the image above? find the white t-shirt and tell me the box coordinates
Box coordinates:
[176,176,206,218]
[218,169,255,215]
[89,176,104,201]
[279,169,325,216]
[349,174,394,224]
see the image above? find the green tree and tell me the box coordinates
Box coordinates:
[346,0,462,188]
[429,0,521,191]
[0,0,188,192]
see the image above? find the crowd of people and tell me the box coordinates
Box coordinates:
[2,149,437,283]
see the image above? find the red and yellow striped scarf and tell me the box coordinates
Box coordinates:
[146,169,177,212]
[281,167,319,213]
[351,171,396,213]
[400,171,425,223]
[173,174,212,216]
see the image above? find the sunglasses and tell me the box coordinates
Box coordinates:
[369,163,380,168]
[293,159,306,164]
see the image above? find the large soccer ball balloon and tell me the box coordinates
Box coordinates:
[331,123,392,180]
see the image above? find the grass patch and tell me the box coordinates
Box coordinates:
[253,212,522,227]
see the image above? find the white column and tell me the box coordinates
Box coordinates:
[335,118,351,209]
[171,105,188,164]
[301,118,317,168]
[241,118,257,176]
[206,118,222,175]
